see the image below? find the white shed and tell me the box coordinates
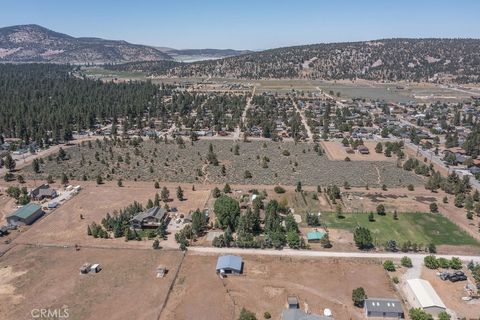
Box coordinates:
[406,279,446,316]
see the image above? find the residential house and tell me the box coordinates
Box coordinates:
[130,207,168,229]
[30,184,57,201]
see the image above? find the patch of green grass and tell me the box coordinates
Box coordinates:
[322,212,479,247]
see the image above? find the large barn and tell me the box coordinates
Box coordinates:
[406,279,446,316]
[6,203,44,226]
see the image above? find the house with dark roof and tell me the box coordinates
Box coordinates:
[364,298,404,318]
[281,309,332,320]
[30,184,57,201]
[7,203,44,226]
[130,207,168,229]
[216,255,243,275]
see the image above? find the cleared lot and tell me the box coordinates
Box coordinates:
[161,253,402,320]
[0,245,183,320]
[322,141,396,162]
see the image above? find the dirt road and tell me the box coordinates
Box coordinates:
[188,246,480,263]
[234,86,255,140]
[291,98,313,142]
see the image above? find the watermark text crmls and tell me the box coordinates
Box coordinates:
[31,308,69,319]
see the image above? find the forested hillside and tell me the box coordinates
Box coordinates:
[118,39,480,83]
[0,64,168,143]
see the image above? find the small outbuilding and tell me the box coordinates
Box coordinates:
[216,255,243,275]
[6,204,44,226]
[406,279,446,316]
[307,230,326,243]
[364,298,404,318]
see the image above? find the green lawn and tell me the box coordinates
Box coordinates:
[322,212,479,247]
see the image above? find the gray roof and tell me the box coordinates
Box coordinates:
[216,255,242,272]
[365,298,403,314]
[281,309,331,320]
[131,207,166,222]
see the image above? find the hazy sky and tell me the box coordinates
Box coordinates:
[1,0,479,50]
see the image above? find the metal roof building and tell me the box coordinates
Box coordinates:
[281,309,332,320]
[406,279,446,316]
[7,203,44,226]
[216,255,243,274]
[306,230,326,242]
[364,298,404,318]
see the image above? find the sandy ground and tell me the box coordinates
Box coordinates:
[321,141,396,161]
[421,267,480,319]
[162,253,402,320]
[0,245,183,320]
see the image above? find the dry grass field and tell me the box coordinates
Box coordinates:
[162,253,402,320]
[7,181,211,249]
[0,245,183,320]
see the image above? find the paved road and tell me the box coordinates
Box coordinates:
[188,246,480,263]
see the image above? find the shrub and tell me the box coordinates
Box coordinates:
[274,186,286,194]
[383,260,396,272]
[429,202,438,213]
[376,204,386,215]
[401,256,413,268]
[424,255,439,269]
[407,184,415,191]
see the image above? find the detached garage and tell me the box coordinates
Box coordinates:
[406,279,446,317]
[365,298,404,318]
[216,255,243,275]
[7,203,44,226]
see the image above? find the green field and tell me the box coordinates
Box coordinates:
[322,212,479,247]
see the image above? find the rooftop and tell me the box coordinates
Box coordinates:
[365,298,403,313]
[406,278,446,309]
[216,255,243,272]
[9,203,42,219]
[306,230,325,241]
[281,309,331,320]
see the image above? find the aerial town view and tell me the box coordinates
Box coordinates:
[1,1,480,319]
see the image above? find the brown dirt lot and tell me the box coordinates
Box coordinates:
[0,245,183,320]
[9,181,211,249]
[422,267,480,319]
[162,253,403,320]
[321,141,395,162]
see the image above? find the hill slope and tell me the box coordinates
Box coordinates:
[0,24,172,64]
[147,39,480,83]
